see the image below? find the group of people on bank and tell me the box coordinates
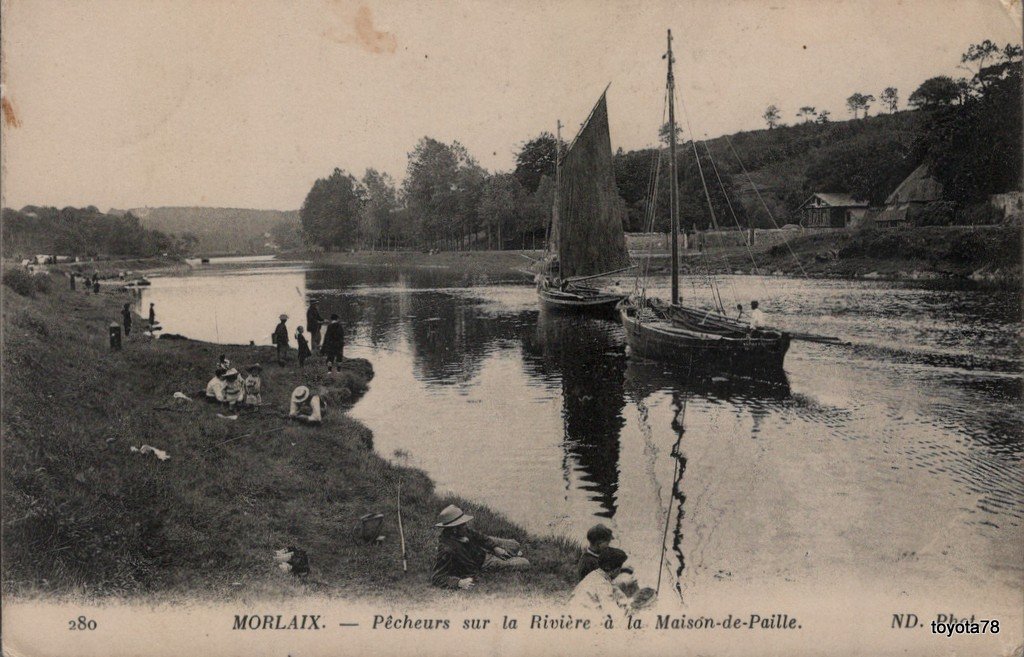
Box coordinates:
[271,300,345,371]
[201,357,329,425]
[195,300,346,424]
[430,505,654,614]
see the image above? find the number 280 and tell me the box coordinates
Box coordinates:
[68,616,97,630]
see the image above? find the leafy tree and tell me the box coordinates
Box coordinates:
[796,106,817,123]
[614,148,660,231]
[513,133,561,194]
[816,110,832,124]
[299,168,364,250]
[845,93,875,118]
[0,206,177,257]
[881,87,899,113]
[477,173,524,249]
[918,41,1023,207]
[959,39,1001,91]
[908,76,961,109]
[762,104,781,130]
[658,122,684,146]
[403,137,485,249]
[359,169,399,249]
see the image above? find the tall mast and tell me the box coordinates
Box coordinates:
[555,119,562,280]
[667,29,680,305]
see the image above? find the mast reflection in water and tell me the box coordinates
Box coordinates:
[523,311,627,518]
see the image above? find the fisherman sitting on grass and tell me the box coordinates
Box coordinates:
[430,504,530,590]
[288,385,324,425]
[569,547,654,616]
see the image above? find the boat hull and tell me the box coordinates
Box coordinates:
[537,281,625,314]
[538,290,624,313]
[618,301,790,374]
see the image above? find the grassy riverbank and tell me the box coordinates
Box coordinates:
[315,226,1020,284]
[651,226,1022,282]
[1,277,578,601]
[314,250,543,284]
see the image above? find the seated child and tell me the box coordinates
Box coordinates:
[577,523,614,582]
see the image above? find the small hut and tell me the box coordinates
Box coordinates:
[797,193,869,228]
[873,164,943,228]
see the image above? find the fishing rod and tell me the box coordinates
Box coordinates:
[397,480,408,574]
[205,422,290,452]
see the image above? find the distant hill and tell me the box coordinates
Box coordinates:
[117,207,301,254]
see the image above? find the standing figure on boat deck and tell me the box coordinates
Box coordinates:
[749,300,766,330]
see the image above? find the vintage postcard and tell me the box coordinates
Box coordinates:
[1,1,1021,655]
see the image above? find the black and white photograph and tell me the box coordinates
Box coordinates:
[1,1,1021,655]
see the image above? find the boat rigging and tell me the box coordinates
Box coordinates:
[617,30,793,375]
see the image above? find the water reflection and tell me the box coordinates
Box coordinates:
[522,312,627,518]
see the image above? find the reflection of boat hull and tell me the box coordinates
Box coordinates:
[618,298,790,374]
[624,358,791,404]
[537,282,625,314]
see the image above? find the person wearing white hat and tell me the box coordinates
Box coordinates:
[288,385,323,424]
[221,369,246,410]
[430,504,529,589]
[273,314,290,366]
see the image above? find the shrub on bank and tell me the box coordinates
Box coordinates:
[33,273,53,295]
[3,269,37,297]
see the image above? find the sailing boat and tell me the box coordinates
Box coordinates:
[537,90,632,313]
[617,30,791,374]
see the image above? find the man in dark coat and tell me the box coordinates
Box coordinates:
[273,314,289,365]
[306,301,324,354]
[121,303,133,337]
[430,505,529,590]
[321,314,344,375]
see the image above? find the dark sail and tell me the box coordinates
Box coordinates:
[551,92,630,278]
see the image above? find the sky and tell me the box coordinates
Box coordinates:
[1,0,1020,211]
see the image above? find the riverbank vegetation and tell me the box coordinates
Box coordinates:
[315,225,1020,284]
[1,279,577,599]
[298,40,1020,255]
[1,206,190,259]
[658,225,1022,281]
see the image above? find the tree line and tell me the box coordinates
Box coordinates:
[299,38,1021,251]
[1,206,191,258]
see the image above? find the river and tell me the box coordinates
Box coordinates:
[136,257,1022,608]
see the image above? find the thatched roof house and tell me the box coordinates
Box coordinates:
[872,164,943,228]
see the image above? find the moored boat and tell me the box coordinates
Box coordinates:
[619,297,790,373]
[618,30,791,376]
[537,89,631,313]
